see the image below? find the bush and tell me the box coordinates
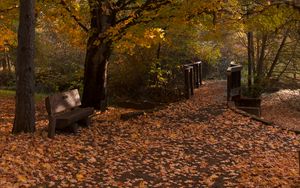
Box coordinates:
[108,45,185,102]
[0,71,15,89]
[35,62,83,93]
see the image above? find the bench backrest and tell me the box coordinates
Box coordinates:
[45,89,81,115]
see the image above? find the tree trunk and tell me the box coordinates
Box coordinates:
[266,30,289,79]
[255,36,260,75]
[256,34,268,83]
[81,39,111,110]
[81,1,115,110]
[247,31,254,87]
[5,50,12,72]
[13,0,36,134]
[2,49,8,72]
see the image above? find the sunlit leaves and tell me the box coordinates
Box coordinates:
[115,27,166,55]
[0,0,18,51]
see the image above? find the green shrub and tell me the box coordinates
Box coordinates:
[35,62,83,93]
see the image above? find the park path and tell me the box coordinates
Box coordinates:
[0,81,299,187]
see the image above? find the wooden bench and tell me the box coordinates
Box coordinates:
[45,89,94,138]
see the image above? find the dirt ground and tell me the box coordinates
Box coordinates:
[0,81,299,187]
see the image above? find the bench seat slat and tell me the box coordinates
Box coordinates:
[55,107,94,125]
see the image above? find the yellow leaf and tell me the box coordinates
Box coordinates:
[42,163,52,170]
[139,180,147,188]
[76,173,84,181]
[17,175,27,182]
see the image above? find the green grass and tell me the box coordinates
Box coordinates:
[0,90,47,102]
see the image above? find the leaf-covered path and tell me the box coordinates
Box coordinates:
[0,81,299,187]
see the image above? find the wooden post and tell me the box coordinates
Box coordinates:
[227,63,242,102]
[184,66,192,99]
[189,66,194,96]
[199,61,203,85]
[193,62,201,88]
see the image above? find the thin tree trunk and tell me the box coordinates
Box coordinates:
[247,31,254,87]
[266,30,289,79]
[6,51,12,72]
[13,0,36,133]
[255,36,260,75]
[157,42,161,59]
[3,48,8,71]
[277,40,297,80]
[293,61,297,80]
[256,34,268,83]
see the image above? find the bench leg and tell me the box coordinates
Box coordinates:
[78,117,91,127]
[71,123,79,134]
[48,117,56,138]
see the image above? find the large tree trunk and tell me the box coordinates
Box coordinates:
[13,0,36,133]
[81,1,115,110]
[81,39,111,110]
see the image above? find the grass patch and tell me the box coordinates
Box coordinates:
[0,90,47,102]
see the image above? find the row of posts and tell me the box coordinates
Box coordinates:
[184,61,203,99]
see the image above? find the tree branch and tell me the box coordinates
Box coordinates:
[111,0,171,41]
[0,4,18,13]
[59,0,89,33]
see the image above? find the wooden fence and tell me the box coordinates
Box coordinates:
[227,63,262,116]
[184,61,203,99]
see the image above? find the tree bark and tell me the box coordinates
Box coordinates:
[82,39,111,110]
[13,0,36,133]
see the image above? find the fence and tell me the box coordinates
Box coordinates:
[227,63,262,116]
[183,61,203,99]
[227,63,242,101]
